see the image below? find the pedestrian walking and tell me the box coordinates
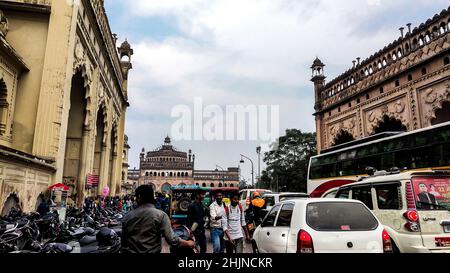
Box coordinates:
[223,193,251,254]
[209,190,226,253]
[187,190,207,253]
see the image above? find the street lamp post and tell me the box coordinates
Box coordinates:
[256,146,261,188]
[240,154,255,189]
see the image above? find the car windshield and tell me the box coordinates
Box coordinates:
[412,177,450,211]
[306,202,378,231]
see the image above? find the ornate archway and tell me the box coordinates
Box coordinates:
[1,193,20,217]
[332,130,355,146]
[372,115,407,135]
[431,101,450,125]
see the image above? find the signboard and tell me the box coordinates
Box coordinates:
[412,177,450,208]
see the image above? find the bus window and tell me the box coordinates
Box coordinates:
[380,153,395,171]
[335,188,350,199]
[432,127,450,142]
[410,146,431,169]
[351,186,374,210]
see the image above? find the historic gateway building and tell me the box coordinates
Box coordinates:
[0,0,133,214]
[312,7,450,154]
[138,137,240,192]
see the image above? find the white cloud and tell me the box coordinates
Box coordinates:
[109,0,450,173]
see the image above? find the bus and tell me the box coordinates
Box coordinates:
[307,121,450,197]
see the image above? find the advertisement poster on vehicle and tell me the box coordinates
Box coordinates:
[412,177,450,208]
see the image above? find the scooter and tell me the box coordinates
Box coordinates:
[170,225,199,255]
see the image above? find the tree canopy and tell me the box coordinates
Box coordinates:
[258,129,317,193]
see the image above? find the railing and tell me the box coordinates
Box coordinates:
[319,8,450,109]
[3,0,50,5]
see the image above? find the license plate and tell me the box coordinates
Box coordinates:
[444,225,450,233]
[435,237,450,247]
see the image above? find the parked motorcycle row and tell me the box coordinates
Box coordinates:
[0,207,123,253]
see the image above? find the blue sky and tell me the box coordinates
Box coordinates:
[104,0,450,184]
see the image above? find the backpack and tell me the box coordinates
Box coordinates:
[224,204,243,219]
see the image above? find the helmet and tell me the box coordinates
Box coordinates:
[252,191,261,198]
[96,227,118,246]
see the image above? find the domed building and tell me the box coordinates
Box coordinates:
[139,136,195,193]
[137,136,241,193]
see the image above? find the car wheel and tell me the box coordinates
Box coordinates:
[251,240,259,254]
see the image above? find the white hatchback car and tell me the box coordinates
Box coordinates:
[252,198,392,253]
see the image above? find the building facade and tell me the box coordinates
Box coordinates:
[193,168,240,188]
[312,7,450,154]
[0,0,133,215]
[138,137,240,192]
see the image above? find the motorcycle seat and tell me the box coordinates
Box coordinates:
[79,235,98,246]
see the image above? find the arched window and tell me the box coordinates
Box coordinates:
[408,74,413,81]
[170,172,173,177]
[412,38,418,49]
[372,115,407,135]
[405,43,410,53]
[210,183,214,187]
[1,194,20,217]
[431,101,450,126]
[185,172,189,177]
[202,183,207,187]
[0,80,9,136]
[422,67,427,75]
[181,172,184,177]
[419,36,424,46]
[444,57,450,66]
[425,33,431,43]
[333,130,355,146]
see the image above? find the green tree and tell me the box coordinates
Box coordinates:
[258,129,317,192]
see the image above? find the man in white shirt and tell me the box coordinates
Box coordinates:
[223,193,251,253]
[209,191,226,253]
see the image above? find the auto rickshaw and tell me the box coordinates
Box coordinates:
[169,185,210,227]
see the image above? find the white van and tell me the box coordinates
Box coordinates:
[239,189,272,211]
[335,170,450,253]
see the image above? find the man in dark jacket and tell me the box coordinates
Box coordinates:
[37,195,50,216]
[187,191,207,253]
[121,185,195,253]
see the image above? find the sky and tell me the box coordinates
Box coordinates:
[104,0,450,184]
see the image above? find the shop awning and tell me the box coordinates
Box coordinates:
[49,183,70,191]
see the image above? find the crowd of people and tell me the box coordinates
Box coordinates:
[34,185,266,254]
[120,185,266,254]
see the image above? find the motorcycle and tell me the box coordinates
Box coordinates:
[170,225,199,255]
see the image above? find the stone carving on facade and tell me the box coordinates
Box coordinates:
[328,116,357,146]
[423,83,450,125]
[0,10,9,37]
[366,98,409,135]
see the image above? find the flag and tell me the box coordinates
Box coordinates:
[87,174,99,188]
